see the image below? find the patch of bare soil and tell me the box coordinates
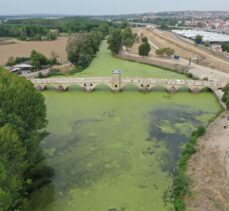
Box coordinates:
[185,111,229,211]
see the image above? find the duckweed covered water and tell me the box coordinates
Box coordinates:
[27,41,221,211]
[27,89,221,211]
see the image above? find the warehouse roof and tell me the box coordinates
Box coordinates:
[172,30,229,43]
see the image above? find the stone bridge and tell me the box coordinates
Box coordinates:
[31,71,225,93]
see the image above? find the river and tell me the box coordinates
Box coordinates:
[27,41,221,211]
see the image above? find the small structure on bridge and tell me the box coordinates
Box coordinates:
[112,70,121,92]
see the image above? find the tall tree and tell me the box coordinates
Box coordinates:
[138,41,151,57]
[0,126,27,211]
[108,29,122,54]
[0,68,51,210]
[122,27,134,49]
[194,35,203,45]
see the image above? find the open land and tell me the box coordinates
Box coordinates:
[185,111,229,211]
[0,36,68,65]
[132,28,229,74]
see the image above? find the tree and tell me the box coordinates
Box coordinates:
[194,35,203,45]
[98,23,110,36]
[222,42,229,52]
[30,50,50,69]
[0,126,27,211]
[138,42,151,57]
[122,27,134,49]
[108,29,122,54]
[204,41,210,47]
[66,31,103,69]
[0,68,51,210]
[141,37,148,43]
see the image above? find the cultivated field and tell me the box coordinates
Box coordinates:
[0,36,68,65]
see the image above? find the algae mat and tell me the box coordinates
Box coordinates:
[27,90,221,211]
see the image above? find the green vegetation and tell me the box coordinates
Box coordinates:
[138,37,151,57]
[0,18,111,41]
[6,56,30,66]
[204,41,210,47]
[222,84,229,109]
[0,68,52,210]
[194,35,203,45]
[108,24,135,54]
[108,28,123,54]
[66,31,104,69]
[172,127,206,211]
[156,47,175,57]
[6,50,58,69]
[122,26,134,49]
[0,24,58,41]
[222,42,229,52]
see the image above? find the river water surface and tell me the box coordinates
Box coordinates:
[27,41,221,211]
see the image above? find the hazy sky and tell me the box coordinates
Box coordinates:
[1,0,229,15]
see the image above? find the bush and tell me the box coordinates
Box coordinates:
[156,47,175,57]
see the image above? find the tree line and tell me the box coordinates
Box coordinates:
[66,23,110,69]
[0,68,52,210]
[0,18,112,41]
[0,25,58,41]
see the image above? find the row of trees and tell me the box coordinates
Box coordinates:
[108,26,135,54]
[0,18,111,41]
[0,68,52,210]
[66,26,109,69]
[0,25,58,41]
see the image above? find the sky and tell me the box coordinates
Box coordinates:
[1,0,229,15]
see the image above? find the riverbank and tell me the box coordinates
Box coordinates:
[185,111,229,210]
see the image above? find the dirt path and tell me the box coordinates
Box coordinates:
[185,111,229,211]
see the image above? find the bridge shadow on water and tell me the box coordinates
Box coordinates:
[44,85,214,94]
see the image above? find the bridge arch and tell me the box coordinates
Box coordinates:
[94,83,113,91]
